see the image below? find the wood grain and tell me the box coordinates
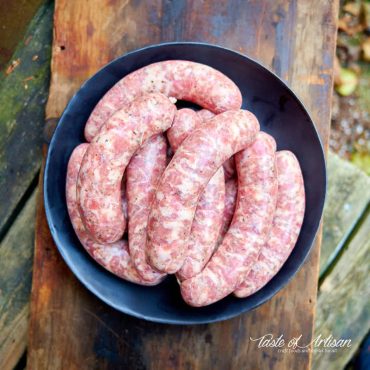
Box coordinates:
[0,0,44,69]
[0,190,36,370]
[313,210,370,370]
[320,153,370,276]
[28,1,339,369]
[0,1,52,238]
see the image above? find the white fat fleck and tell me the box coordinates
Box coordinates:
[207,269,221,286]
[177,207,194,221]
[107,168,122,183]
[105,101,117,110]
[156,191,164,201]
[162,231,179,244]
[93,168,101,183]
[159,206,174,217]
[176,176,197,196]
[101,207,117,219]
[253,189,266,202]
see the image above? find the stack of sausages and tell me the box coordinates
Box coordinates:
[66,60,305,307]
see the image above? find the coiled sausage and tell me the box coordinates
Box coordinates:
[234,150,305,298]
[85,60,242,141]
[180,132,278,306]
[126,134,168,283]
[167,108,225,281]
[77,93,176,244]
[147,110,259,274]
[66,144,159,285]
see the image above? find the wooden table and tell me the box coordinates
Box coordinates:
[26,1,339,369]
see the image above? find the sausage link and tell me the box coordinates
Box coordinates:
[176,169,225,280]
[147,110,260,274]
[126,134,167,282]
[85,60,242,141]
[196,108,235,180]
[167,109,225,281]
[167,108,202,151]
[234,150,305,298]
[66,144,158,285]
[180,132,278,306]
[196,108,216,122]
[77,93,176,244]
[219,177,238,239]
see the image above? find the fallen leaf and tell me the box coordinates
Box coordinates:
[360,2,370,31]
[338,16,351,34]
[361,37,370,61]
[344,2,361,17]
[335,68,358,96]
[338,12,365,35]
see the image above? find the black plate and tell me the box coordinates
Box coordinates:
[44,42,326,324]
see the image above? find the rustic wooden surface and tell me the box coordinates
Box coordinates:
[314,209,370,370]
[0,190,36,370]
[27,1,339,369]
[0,0,52,240]
[320,153,370,276]
[0,0,44,69]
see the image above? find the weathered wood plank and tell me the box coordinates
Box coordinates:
[28,1,338,369]
[0,0,52,238]
[313,209,370,370]
[320,152,370,276]
[0,0,44,69]
[0,190,36,370]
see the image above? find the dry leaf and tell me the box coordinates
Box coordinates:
[361,37,370,61]
[344,2,361,17]
[338,16,351,33]
[360,2,370,30]
[335,68,358,96]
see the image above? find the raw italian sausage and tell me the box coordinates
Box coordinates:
[167,108,202,151]
[196,108,235,180]
[176,169,225,280]
[180,132,278,306]
[126,134,167,282]
[219,177,238,239]
[167,108,225,281]
[147,110,260,274]
[85,60,242,141]
[196,108,216,122]
[77,93,176,244]
[66,144,158,285]
[234,150,305,298]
